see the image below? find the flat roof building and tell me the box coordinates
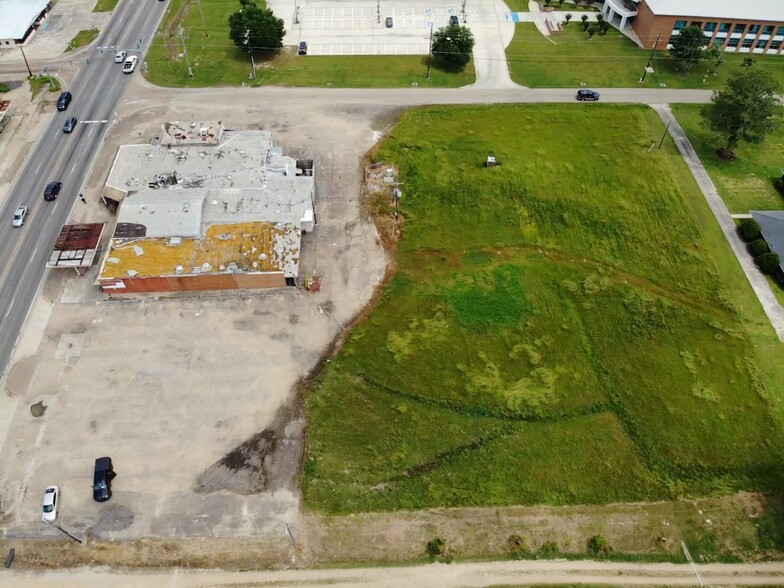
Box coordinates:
[0,0,50,45]
[97,125,315,294]
[601,0,784,54]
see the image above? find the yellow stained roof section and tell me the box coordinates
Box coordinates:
[102,222,286,279]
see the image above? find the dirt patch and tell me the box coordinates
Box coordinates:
[194,401,304,495]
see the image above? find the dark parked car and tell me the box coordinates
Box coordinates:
[297,41,307,55]
[385,17,393,28]
[92,457,116,502]
[63,116,77,134]
[57,91,72,111]
[576,89,600,101]
[449,15,459,26]
[43,181,62,201]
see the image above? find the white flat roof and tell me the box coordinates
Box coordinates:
[643,0,784,22]
[0,0,49,41]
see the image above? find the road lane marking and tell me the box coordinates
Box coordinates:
[35,163,42,174]
[88,126,95,138]
[82,120,109,124]
[4,297,14,318]
[70,162,77,174]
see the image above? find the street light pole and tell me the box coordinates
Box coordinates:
[639,31,661,83]
[19,45,32,77]
[426,23,433,79]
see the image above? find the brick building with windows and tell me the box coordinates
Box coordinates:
[601,0,784,54]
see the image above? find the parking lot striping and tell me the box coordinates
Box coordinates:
[34,423,47,448]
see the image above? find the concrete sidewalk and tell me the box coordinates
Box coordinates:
[652,104,784,341]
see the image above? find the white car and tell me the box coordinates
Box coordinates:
[122,55,138,74]
[42,486,59,522]
[114,50,127,63]
[12,205,28,228]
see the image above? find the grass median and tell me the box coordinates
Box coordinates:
[506,23,784,88]
[145,0,474,87]
[302,104,784,523]
[93,0,119,12]
[65,28,99,52]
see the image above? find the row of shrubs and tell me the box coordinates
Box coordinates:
[739,218,781,275]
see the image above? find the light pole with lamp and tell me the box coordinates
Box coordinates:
[639,31,661,83]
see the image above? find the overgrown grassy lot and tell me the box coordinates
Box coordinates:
[506,23,784,88]
[65,28,99,52]
[303,104,784,517]
[145,0,474,87]
[672,104,784,214]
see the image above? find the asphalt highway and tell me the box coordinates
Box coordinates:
[0,0,168,378]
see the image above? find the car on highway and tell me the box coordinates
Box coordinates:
[385,17,393,27]
[93,456,116,502]
[449,15,459,26]
[114,50,127,63]
[122,55,138,74]
[42,486,59,522]
[576,89,600,101]
[43,181,62,201]
[12,205,28,228]
[56,91,72,112]
[63,116,77,134]
[298,41,307,55]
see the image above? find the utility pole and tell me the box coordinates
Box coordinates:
[426,23,434,79]
[243,28,256,78]
[293,0,300,24]
[639,31,661,83]
[194,0,208,36]
[19,45,32,77]
[461,0,467,21]
[177,25,193,78]
[657,120,671,149]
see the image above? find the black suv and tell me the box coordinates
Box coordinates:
[576,89,600,101]
[93,457,116,502]
[43,181,62,201]
[57,91,72,111]
[449,15,459,26]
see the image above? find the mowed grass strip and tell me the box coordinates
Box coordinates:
[672,104,784,213]
[65,28,100,52]
[93,0,119,12]
[506,23,784,89]
[145,0,474,87]
[303,104,784,515]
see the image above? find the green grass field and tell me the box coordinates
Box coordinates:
[145,0,474,87]
[29,76,61,98]
[302,104,784,517]
[672,104,784,214]
[65,28,99,52]
[506,23,784,88]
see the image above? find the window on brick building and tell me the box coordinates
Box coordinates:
[763,25,774,35]
[719,23,730,33]
[734,23,746,34]
[748,24,760,34]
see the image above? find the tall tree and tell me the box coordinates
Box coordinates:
[431,25,475,69]
[669,25,707,72]
[228,1,285,53]
[701,70,783,153]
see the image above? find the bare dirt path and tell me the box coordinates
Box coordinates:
[5,560,784,587]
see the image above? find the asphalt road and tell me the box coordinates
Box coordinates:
[0,0,168,377]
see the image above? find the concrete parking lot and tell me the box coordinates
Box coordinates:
[0,86,387,541]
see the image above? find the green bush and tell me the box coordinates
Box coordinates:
[587,534,613,556]
[756,251,781,275]
[749,238,770,257]
[775,177,784,196]
[739,218,762,242]
[426,537,446,557]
